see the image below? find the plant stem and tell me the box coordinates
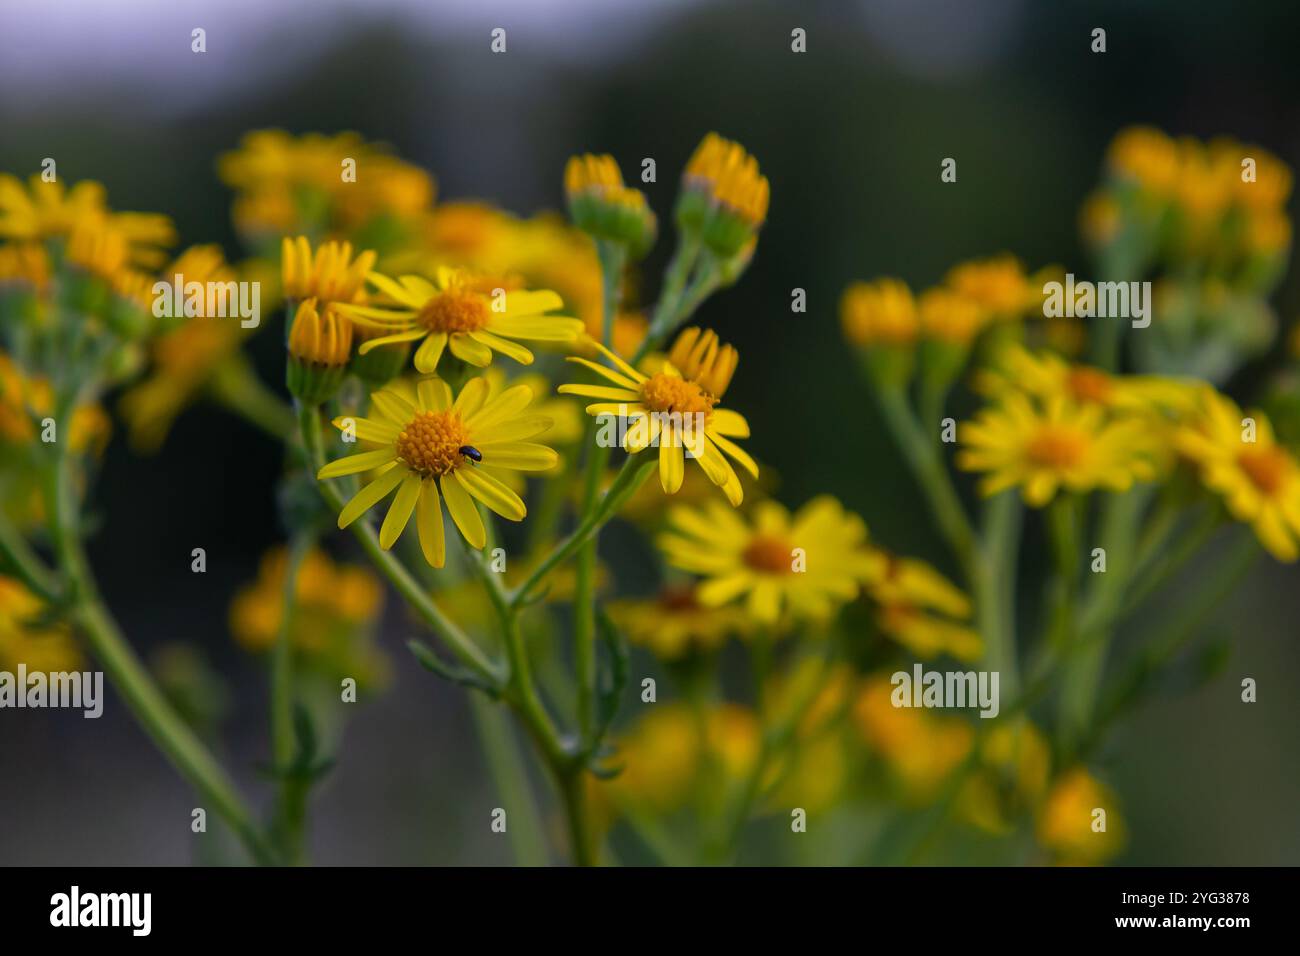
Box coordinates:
[43,439,274,865]
[269,530,313,864]
[467,693,549,866]
[207,356,296,441]
[974,491,1022,699]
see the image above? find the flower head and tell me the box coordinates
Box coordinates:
[958,393,1160,506]
[0,174,174,261]
[335,267,583,375]
[1036,768,1125,864]
[657,496,884,626]
[559,329,755,505]
[677,133,769,258]
[1175,390,1300,560]
[564,154,656,258]
[840,278,918,348]
[281,236,377,305]
[287,298,353,403]
[607,584,749,659]
[867,553,982,661]
[317,376,558,567]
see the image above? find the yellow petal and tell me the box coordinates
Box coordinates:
[455,466,526,522]
[317,448,398,479]
[416,479,446,568]
[440,472,486,549]
[337,466,407,528]
[448,332,493,367]
[659,434,685,493]
[379,473,422,549]
[414,332,448,372]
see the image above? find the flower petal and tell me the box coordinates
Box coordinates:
[416,479,446,568]
[440,472,486,549]
[455,466,526,521]
[413,332,447,372]
[336,465,407,528]
[379,473,423,549]
[448,332,493,367]
[317,448,398,479]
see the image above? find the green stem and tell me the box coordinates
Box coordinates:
[467,694,549,866]
[0,512,61,603]
[43,442,274,865]
[270,531,313,864]
[632,234,702,364]
[873,383,976,569]
[207,356,296,441]
[974,491,1022,699]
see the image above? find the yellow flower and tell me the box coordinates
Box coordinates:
[958,393,1160,506]
[280,236,376,305]
[607,584,749,659]
[335,267,582,374]
[288,298,352,366]
[681,133,770,230]
[0,241,51,291]
[958,720,1051,834]
[0,352,110,454]
[317,376,558,567]
[564,154,656,255]
[229,547,387,688]
[657,496,884,625]
[559,328,755,505]
[853,674,973,799]
[0,174,174,259]
[0,576,82,673]
[1175,390,1300,561]
[840,278,917,347]
[917,287,986,346]
[868,553,982,661]
[1036,767,1125,864]
[943,254,1041,320]
[1106,126,1180,196]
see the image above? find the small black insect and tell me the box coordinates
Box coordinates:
[459,445,483,463]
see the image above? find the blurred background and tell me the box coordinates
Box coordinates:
[1,0,1298,864]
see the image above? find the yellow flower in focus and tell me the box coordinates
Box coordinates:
[317,376,558,567]
[564,153,656,256]
[679,133,769,257]
[336,267,582,374]
[1036,767,1125,864]
[853,674,973,799]
[1175,389,1300,561]
[658,496,884,625]
[0,576,82,673]
[607,584,749,659]
[958,393,1161,507]
[281,236,376,305]
[840,278,917,347]
[559,329,755,505]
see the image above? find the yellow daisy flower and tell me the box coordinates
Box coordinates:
[853,673,973,799]
[1175,390,1300,561]
[559,327,755,506]
[334,266,583,374]
[607,584,749,659]
[1036,767,1125,864]
[867,553,982,661]
[958,393,1160,507]
[657,496,884,625]
[943,254,1042,320]
[0,174,174,259]
[317,376,558,567]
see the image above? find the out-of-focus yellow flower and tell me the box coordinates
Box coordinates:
[1036,767,1125,864]
[317,376,559,568]
[1175,389,1300,561]
[867,553,981,661]
[0,174,174,259]
[0,352,111,454]
[957,720,1051,834]
[943,255,1042,321]
[840,278,917,348]
[560,330,754,505]
[918,287,986,347]
[604,705,702,813]
[0,241,51,291]
[1106,126,1181,196]
[658,496,885,626]
[1079,191,1122,248]
[853,674,973,799]
[336,267,582,375]
[0,576,82,672]
[958,393,1161,507]
[607,584,749,659]
[230,546,387,687]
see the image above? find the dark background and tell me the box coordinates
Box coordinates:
[1,0,1298,864]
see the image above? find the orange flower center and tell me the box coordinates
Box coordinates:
[743,534,793,575]
[396,410,471,476]
[639,372,717,418]
[659,584,702,613]
[1025,427,1087,469]
[1237,447,1288,496]
[418,290,489,334]
[1067,367,1114,405]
